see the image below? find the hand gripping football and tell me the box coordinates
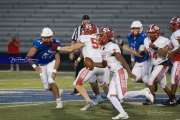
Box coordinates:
[84,57,94,70]
[158,47,169,57]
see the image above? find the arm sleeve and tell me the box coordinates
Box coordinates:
[78,35,89,43]
[172,33,180,50]
[113,44,121,53]
[162,38,171,48]
[32,40,40,49]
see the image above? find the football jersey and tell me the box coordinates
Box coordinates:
[32,38,61,65]
[170,29,180,61]
[144,36,170,65]
[102,42,123,71]
[127,32,148,62]
[78,35,103,63]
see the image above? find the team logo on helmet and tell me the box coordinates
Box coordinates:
[169,16,180,31]
[147,24,160,41]
[147,24,160,34]
[81,23,97,35]
[99,26,114,45]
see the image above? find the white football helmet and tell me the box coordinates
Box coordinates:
[41,27,54,37]
[130,20,143,33]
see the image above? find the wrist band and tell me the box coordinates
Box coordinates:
[77,57,81,62]
[32,64,37,69]
[57,46,61,51]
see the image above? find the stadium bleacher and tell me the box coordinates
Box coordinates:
[0,0,179,52]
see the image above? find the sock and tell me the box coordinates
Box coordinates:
[56,98,61,104]
[59,89,63,97]
[109,96,126,114]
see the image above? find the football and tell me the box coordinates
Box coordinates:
[84,57,94,70]
[157,46,169,57]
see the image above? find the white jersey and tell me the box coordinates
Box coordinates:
[170,29,180,85]
[78,35,103,63]
[170,29,180,51]
[102,42,122,71]
[144,36,170,65]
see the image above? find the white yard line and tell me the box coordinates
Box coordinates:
[0,89,180,94]
[0,100,84,109]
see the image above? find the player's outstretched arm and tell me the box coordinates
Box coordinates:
[167,46,180,59]
[57,42,84,53]
[26,47,41,72]
[114,52,136,79]
[122,44,142,57]
[171,47,180,53]
[27,47,38,58]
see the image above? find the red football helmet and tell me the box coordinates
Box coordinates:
[99,26,114,45]
[147,24,160,42]
[169,16,180,32]
[81,23,97,35]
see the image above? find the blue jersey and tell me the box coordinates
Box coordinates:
[127,32,148,63]
[32,38,61,65]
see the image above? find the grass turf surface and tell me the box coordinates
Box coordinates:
[0,102,180,120]
[0,71,180,120]
[0,71,147,90]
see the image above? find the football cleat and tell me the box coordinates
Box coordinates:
[56,100,63,109]
[162,99,177,106]
[112,112,129,120]
[143,99,154,105]
[143,88,154,104]
[176,98,180,104]
[80,101,96,111]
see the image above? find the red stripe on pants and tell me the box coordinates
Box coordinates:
[76,68,89,85]
[175,62,180,85]
[118,68,127,95]
[154,66,169,83]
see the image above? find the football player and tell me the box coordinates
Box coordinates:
[167,16,180,105]
[70,15,90,95]
[144,24,174,105]
[26,27,63,109]
[99,26,154,120]
[57,23,109,111]
[127,20,151,84]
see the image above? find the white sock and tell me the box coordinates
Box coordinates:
[124,90,144,99]
[56,98,61,103]
[109,96,126,114]
[59,89,63,97]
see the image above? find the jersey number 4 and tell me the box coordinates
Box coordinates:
[152,52,158,59]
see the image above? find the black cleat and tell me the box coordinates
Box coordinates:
[70,88,79,95]
[143,99,154,105]
[162,99,177,106]
[176,98,180,104]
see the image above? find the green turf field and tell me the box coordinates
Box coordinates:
[0,71,180,120]
[0,71,147,90]
[0,102,180,120]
